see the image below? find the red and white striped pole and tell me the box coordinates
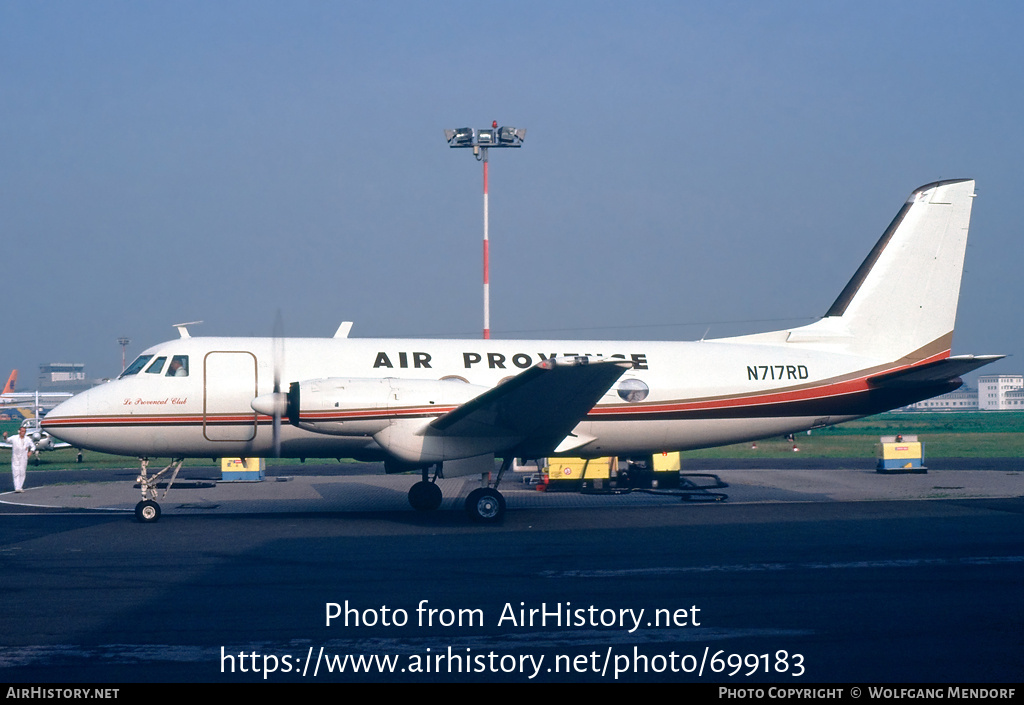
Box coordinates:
[446,121,524,340]
[482,146,490,339]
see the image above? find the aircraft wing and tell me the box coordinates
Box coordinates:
[0,393,73,401]
[0,443,73,451]
[427,357,632,455]
[0,393,73,407]
[867,355,1004,388]
[0,438,72,451]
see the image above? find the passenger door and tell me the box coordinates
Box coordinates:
[203,351,258,442]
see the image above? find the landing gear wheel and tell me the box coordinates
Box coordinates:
[135,500,161,523]
[465,488,505,524]
[408,481,443,511]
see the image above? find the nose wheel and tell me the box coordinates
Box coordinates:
[135,500,161,523]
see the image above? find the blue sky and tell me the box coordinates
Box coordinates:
[2,1,1021,382]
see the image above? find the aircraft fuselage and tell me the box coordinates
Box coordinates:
[42,334,953,461]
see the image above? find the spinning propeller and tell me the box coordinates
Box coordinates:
[250,311,288,457]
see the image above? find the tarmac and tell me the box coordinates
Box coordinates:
[1,464,1021,517]
[2,462,1023,684]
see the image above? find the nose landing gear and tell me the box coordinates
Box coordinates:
[134,458,184,523]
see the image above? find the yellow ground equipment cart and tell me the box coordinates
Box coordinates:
[876,435,926,474]
[545,457,614,489]
[221,457,266,482]
[542,452,728,501]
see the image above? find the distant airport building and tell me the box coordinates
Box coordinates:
[900,374,1024,411]
[1003,388,1024,409]
[979,374,1024,410]
[902,386,979,411]
[37,363,94,395]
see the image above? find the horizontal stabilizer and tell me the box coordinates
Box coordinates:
[868,355,1003,389]
[428,357,631,455]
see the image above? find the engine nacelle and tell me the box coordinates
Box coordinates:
[284,377,487,437]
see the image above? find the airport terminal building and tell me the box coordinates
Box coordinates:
[902,374,1024,411]
[36,363,95,395]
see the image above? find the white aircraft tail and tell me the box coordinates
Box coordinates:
[741,180,976,364]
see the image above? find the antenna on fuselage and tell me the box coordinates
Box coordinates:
[173,321,204,339]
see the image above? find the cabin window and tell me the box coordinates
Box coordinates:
[145,357,167,374]
[166,356,189,377]
[120,355,153,378]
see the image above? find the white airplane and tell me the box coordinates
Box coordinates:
[1,415,74,455]
[1,370,74,456]
[2,389,75,457]
[42,179,999,523]
[1,370,75,414]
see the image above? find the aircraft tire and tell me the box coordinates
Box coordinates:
[135,500,161,523]
[465,488,505,524]
[408,481,442,511]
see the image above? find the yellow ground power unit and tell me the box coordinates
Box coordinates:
[545,457,614,489]
[221,457,266,482]
[544,453,683,490]
[876,435,926,474]
[649,451,682,488]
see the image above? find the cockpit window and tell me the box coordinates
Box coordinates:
[145,357,167,374]
[166,356,189,377]
[120,355,154,378]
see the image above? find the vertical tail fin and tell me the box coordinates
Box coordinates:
[2,370,16,394]
[788,179,975,362]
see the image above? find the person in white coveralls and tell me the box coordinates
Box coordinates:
[3,426,35,493]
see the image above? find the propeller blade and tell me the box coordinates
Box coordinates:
[272,310,285,458]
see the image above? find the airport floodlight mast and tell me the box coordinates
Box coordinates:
[445,121,526,339]
[117,337,131,372]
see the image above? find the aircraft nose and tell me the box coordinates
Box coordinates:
[40,392,90,446]
[42,395,73,423]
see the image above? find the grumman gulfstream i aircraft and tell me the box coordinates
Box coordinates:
[43,179,999,523]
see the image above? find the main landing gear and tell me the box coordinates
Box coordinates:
[465,487,506,524]
[405,457,514,524]
[465,456,513,524]
[408,465,443,512]
[134,457,184,523]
